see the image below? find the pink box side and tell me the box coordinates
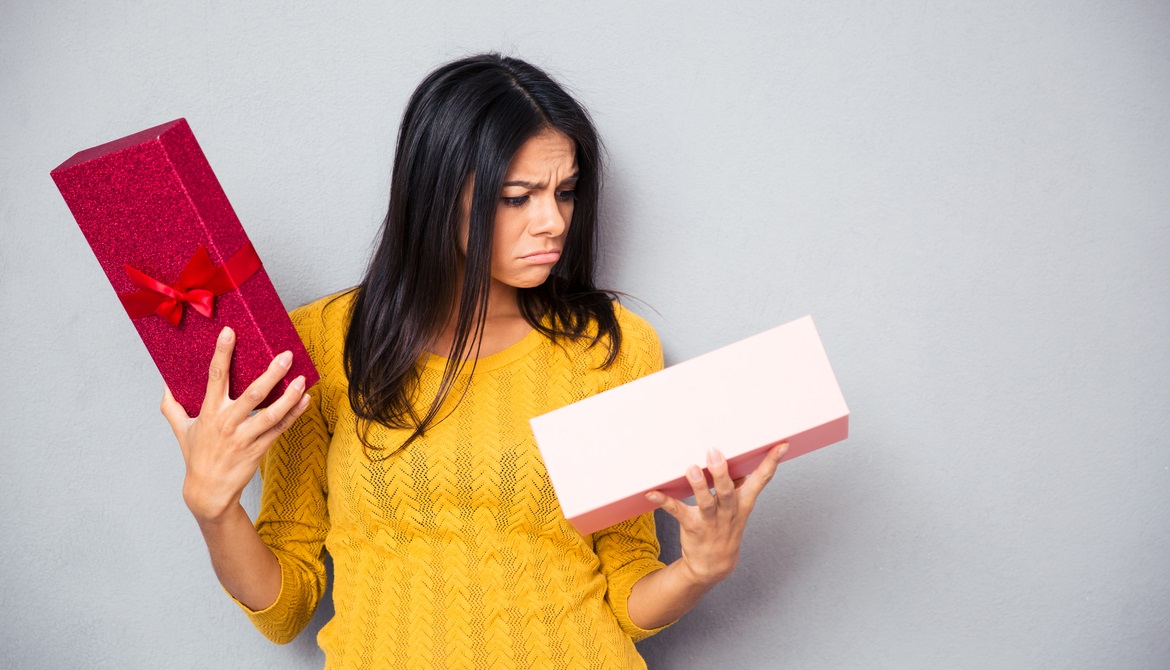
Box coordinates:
[570,415,849,535]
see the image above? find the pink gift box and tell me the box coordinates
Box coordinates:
[50,119,318,416]
[529,315,849,536]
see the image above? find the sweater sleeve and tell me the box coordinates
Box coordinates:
[593,304,676,642]
[594,512,674,642]
[226,301,333,644]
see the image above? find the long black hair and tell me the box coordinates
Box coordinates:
[344,53,621,457]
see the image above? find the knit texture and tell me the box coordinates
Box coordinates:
[231,290,673,669]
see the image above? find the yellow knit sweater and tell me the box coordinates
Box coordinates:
[232,290,672,669]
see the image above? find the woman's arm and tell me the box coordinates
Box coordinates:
[626,441,789,629]
[160,327,312,612]
[190,502,282,612]
[624,557,714,631]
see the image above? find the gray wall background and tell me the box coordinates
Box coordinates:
[2,2,1167,668]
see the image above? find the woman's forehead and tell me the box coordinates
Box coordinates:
[505,130,577,183]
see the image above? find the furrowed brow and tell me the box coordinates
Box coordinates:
[502,171,580,189]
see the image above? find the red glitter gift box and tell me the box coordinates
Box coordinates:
[51,118,319,416]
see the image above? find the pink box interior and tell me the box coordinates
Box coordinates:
[529,315,849,536]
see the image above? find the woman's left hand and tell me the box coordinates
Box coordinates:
[645,441,789,587]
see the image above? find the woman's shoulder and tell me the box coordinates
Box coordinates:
[286,288,358,381]
[288,288,358,336]
[609,300,660,355]
[593,299,664,383]
[611,300,657,339]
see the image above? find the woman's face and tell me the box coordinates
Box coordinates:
[460,128,578,294]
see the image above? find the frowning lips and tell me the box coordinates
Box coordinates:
[521,249,562,262]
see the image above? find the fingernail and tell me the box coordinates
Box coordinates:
[299,393,311,407]
[646,492,663,503]
[708,448,724,466]
[291,375,305,390]
[688,465,703,482]
[277,351,292,367]
[219,327,232,343]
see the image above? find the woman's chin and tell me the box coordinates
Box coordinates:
[502,269,555,290]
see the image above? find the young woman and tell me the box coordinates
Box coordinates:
[161,53,787,669]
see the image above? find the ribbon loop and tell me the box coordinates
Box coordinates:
[117,242,262,326]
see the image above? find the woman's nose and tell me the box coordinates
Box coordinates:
[531,195,568,236]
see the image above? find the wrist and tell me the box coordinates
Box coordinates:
[677,551,739,589]
[193,505,252,542]
[674,556,725,591]
[184,483,245,526]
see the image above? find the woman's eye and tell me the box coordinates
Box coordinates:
[556,190,576,202]
[501,195,529,207]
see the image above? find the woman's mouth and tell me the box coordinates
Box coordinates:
[521,250,561,264]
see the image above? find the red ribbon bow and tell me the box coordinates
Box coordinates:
[118,242,262,326]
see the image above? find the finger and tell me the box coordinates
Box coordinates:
[225,350,294,424]
[159,384,191,461]
[732,476,748,489]
[686,464,717,517]
[202,327,236,414]
[740,442,789,507]
[645,490,690,524]
[253,391,312,448]
[242,375,307,442]
[707,449,737,513]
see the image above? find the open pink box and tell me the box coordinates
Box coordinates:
[529,315,849,536]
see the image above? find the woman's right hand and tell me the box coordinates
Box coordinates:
[160,326,311,524]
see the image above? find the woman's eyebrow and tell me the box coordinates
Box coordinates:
[502,171,580,188]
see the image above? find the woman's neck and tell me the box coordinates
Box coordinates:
[428,273,531,360]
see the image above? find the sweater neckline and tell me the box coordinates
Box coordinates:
[421,324,546,373]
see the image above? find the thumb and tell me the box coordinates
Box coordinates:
[160,384,193,460]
